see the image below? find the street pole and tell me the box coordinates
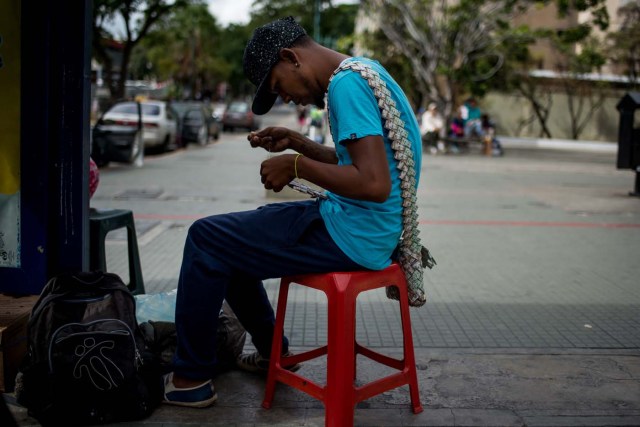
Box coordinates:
[314,0,320,41]
[632,166,640,197]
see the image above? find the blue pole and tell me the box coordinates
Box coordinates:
[314,0,320,40]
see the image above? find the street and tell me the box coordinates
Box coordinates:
[91,103,640,351]
[62,103,640,426]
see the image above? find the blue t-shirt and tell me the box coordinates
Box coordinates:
[319,57,422,270]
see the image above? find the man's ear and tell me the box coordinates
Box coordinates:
[279,48,299,66]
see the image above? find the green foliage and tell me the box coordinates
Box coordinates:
[359,0,612,139]
[572,41,606,73]
[249,0,358,49]
[131,1,231,99]
[216,24,255,99]
[556,24,591,45]
[249,0,310,25]
[555,0,609,30]
[360,29,419,105]
[98,0,358,100]
[360,0,527,112]
[92,0,191,100]
[606,2,640,88]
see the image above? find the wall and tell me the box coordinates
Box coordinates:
[483,90,626,142]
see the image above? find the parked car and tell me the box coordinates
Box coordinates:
[97,100,178,151]
[170,101,220,146]
[91,102,144,167]
[212,102,227,118]
[221,100,260,132]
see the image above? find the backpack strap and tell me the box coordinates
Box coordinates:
[327,60,436,307]
[30,272,135,324]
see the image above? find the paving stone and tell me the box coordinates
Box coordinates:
[67,105,640,426]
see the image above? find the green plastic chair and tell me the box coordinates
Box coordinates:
[89,208,145,295]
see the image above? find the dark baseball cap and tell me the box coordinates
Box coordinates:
[243,16,307,115]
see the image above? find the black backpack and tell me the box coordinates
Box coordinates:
[15,271,163,426]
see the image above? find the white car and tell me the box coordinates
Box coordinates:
[99,100,179,151]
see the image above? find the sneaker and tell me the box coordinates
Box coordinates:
[236,350,301,374]
[162,373,218,408]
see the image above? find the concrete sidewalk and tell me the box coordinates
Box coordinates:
[7,348,640,426]
[6,105,640,426]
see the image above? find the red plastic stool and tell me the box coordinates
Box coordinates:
[262,262,423,427]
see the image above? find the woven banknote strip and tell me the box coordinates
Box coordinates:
[328,61,435,307]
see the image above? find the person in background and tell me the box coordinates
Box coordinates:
[420,102,445,155]
[161,16,423,408]
[296,105,308,132]
[306,105,326,144]
[89,157,100,198]
[481,114,504,157]
[459,97,484,140]
[448,109,465,154]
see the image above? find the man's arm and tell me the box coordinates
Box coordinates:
[299,135,391,202]
[258,133,391,203]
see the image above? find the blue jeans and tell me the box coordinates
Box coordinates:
[173,200,363,380]
[464,119,484,138]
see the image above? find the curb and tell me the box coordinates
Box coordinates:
[498,136,617,153]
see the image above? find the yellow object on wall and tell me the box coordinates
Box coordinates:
[0,0,21,195]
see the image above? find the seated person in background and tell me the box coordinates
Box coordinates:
[481,114,504,157]
[459,97,484,139]
[447,111,465,154]
[306,105,326,144]
[420,102,445,155]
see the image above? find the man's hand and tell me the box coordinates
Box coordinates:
[248,127,294,152]
[260,154,296,192]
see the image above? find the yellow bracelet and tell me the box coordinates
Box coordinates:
[294,153,303,179]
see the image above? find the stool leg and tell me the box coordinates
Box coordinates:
[90,225,109,272]
[325,280,356,427]
[353,340,358,381]
[262,279,290,409]
[125,221,145,295]
[397,285,423,414]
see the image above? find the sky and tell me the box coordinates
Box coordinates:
[207,0,254,26]
[207,0,359,27]
[106,1,359,39]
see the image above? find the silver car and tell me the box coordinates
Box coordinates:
[99,100,178,151]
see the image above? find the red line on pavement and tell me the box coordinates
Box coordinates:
[134,213,640,229]
[420,219,640,228]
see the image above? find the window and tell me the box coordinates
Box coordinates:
[142,104,161,116]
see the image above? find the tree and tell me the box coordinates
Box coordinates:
[358,27,422,107]
[491,0,610,139]
[556,37,608,139]
[249,0,358,49]
[361,0,524,118]
[360,0,611,139]
[132,2,231,100]
[538,3,609,139]
[211,0,358,98]
[491,25,556,137]
[215,24,254,99]
[92,0,188,101]
[607,2,640,89]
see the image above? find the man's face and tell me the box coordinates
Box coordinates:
[267,60,325,109]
